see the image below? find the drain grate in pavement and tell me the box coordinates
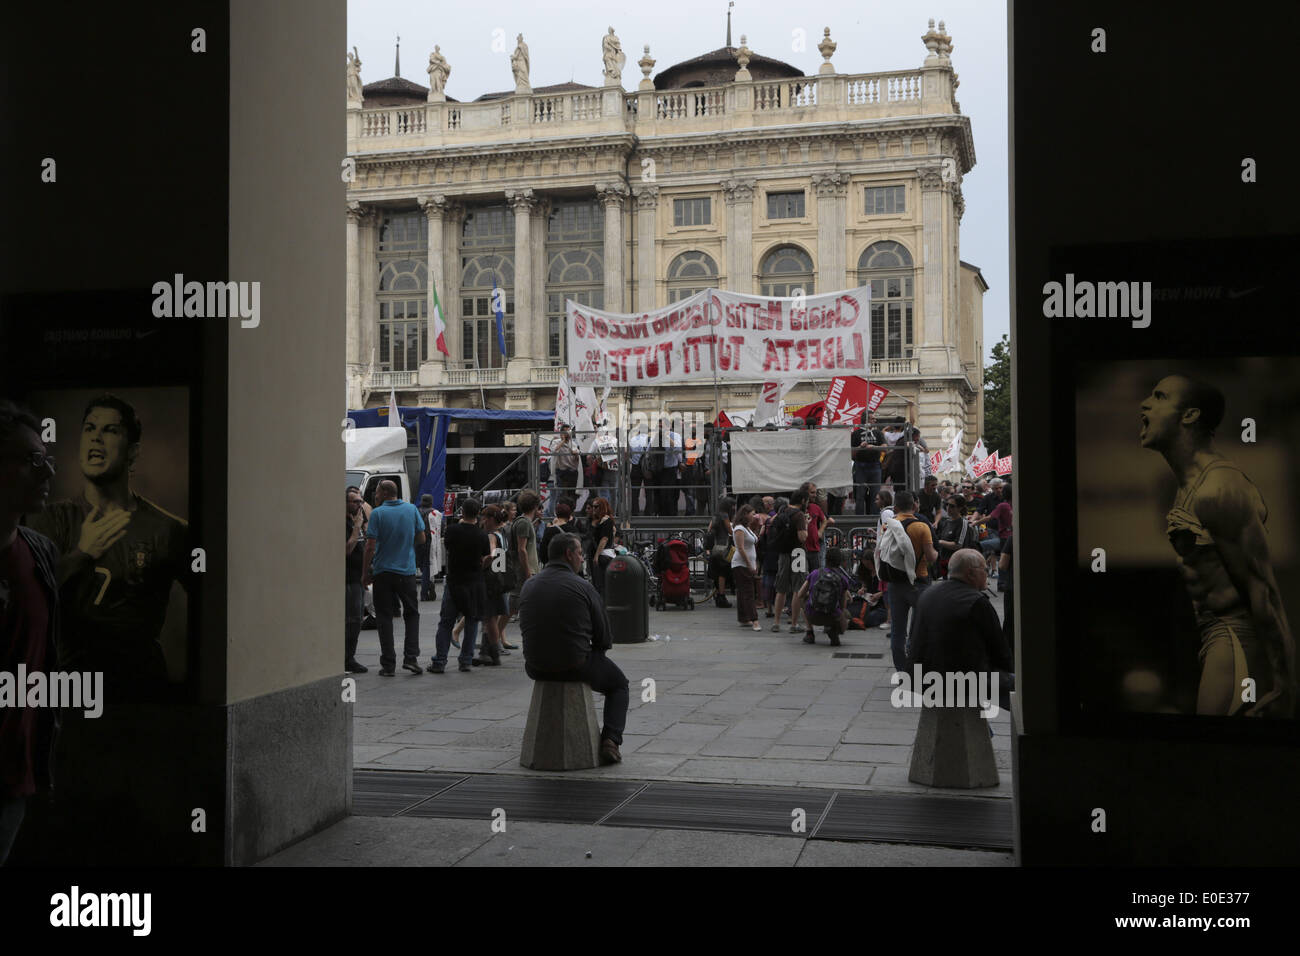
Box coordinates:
[398,774,644,824]
[831,652,884,659]
[832,653,868,659]
[352,771,1012,849]
[353,771,468,817]
[810,791,1012,850]
[602,782,833,837]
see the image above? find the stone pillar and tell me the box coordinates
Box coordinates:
[531,198,550,370]
[345,201,363,407]
[722,178,756,293]
[597,182,628,311]
[812,171,849,293]
[443,202,465,367]
[917,165,949,375]
[418,194,448,374]
[506,188,538,381]
[358,207,380,386]
[634,186,659,311]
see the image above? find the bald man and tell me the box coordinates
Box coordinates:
[907,548,1012,679]
[362,480,426,676]
[1139,374,1294,716]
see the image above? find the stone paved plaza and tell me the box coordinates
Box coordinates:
[352,586,1013,797]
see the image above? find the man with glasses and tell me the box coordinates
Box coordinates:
[0,399,61,864]
[25,394,191,698]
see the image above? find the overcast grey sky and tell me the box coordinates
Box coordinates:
[347,0,1009,360]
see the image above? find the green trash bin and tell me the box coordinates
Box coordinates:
[605,553,649,644]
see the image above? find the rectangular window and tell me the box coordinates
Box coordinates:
[865,185,906,215]
[767,191,805,220]
[461,296,514,369]
[673,197,711,227]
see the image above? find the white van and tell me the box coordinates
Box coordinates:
[345,426,415,504]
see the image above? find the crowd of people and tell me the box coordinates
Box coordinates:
[343,422,1014,768]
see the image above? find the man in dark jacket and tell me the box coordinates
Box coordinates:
[907,548,1013,693]
[518,532,628,764]
[0,399,61,864]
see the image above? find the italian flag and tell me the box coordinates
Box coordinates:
[432,279,449,356]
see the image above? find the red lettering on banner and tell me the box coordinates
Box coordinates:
[848,333,865,368]
[728,335,744,371]
[573,310,587,338]
[651,317,667,335]
[657,341,674,376]
[794,340,808,371]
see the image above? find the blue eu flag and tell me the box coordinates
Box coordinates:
[490,269,507,357]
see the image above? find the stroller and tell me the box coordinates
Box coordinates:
[652,538,695,611]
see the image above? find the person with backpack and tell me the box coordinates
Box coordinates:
[770,490,809,634]
[875,490,938,672]
[794,547,857,645]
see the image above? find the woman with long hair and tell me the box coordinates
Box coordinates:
[704,510,734,608]
[731,505,762,630]
[587,496,617,596]
[539,500,573,566]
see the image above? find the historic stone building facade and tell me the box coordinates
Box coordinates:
[344,20,985,444]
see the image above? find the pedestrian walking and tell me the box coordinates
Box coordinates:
[361,480,426,676]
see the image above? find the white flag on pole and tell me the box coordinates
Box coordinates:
[753,380,797,427]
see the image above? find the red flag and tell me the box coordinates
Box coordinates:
[866,382,890,412]
[715,410,734,429]
[824,376,870,425]
[996,454,1013,476]
[978,452,998,476]
[790,400,826,427]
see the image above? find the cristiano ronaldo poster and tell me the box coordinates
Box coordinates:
[23,387,193,700]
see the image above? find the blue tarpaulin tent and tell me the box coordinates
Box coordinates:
[347,406,554,505]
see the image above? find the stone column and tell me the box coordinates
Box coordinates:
[531,198,550,370]
[442,202,465,367]
[345,201,363,405]
[634,186,659,311]
[917,165,949,375]
[506,188,538,381]
[722,178,756,293]
[418,194,448,374]
[597,182,628,312]
[812,171,849,293]
[358,207,380,384]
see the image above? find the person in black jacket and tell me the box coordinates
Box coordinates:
[518,532,628,765]
[0,399,62,864]
[907,548,1013,687]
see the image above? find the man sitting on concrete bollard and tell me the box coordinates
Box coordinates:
[518,532,629,765]
[906,548,1014,714]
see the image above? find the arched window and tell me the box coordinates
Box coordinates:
[759,245,814,297]
[545,200,604,366]
[376,212,429,373]
[666,251,718,303]
[857,241,914,360]
[459,205,516,369]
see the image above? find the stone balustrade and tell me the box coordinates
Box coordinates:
[348,67,954,153]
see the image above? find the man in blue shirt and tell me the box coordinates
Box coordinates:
[362,480,426,676]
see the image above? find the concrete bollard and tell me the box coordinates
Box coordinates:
[520,681,602,771]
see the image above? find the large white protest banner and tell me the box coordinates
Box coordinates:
[729,429,852,494]
[567,286,871,386]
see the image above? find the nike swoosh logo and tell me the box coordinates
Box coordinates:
[1226,286,1264,299]
[135,329,158,339]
